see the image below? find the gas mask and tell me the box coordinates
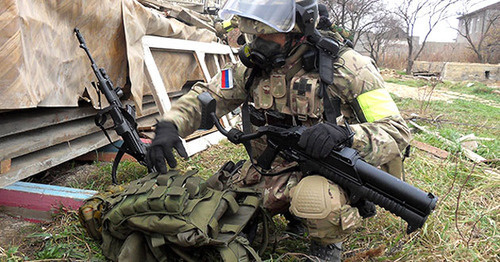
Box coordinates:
[238,35,297,71]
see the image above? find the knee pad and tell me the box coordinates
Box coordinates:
[289,176,362,244]
[289,175,347,219]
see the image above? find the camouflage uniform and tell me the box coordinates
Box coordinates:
[162,38,410,244]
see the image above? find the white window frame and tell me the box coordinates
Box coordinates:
[142,36,238,156]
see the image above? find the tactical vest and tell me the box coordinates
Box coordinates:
[250,43,352,126]
[79,169,265,262]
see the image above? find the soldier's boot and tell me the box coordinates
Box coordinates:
[283,211,306,236]
[309,241,342,262]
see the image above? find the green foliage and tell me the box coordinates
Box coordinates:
[343,149,499,261]
[1,246,28,262]
[177,139,248,180]
[439,81,499,103]
[23,211,106,261]
[397,88,499,160]
[395,70,407,76]
[385,77,428,87]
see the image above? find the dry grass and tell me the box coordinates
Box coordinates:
[343,150,499,261]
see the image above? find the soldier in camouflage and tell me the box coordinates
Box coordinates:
[148,0,410,261]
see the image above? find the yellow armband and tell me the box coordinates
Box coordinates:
[356,88,400,122]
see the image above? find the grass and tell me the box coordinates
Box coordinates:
[343,149,499,261]
[439,81,499,103]
[396,84,499,160]
[385,77,429,88]
[1,78,499,261]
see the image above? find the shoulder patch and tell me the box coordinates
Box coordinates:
[220,68,233,89]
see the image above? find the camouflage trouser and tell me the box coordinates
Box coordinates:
[234,160,362,245]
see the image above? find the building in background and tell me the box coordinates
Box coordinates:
[456,1,500,44]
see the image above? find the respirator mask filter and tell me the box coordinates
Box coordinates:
[238,36,287,71]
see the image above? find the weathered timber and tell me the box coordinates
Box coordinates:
[0,107,96,139]
[0,113,159,187]
[0,182,97,222]
[0,159,11,174]
[0,96,156,139]
[0,100,159,161]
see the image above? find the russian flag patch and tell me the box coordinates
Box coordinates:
[220,68,233,89]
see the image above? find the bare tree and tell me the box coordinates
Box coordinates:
[360,14,402,65]
[320,0,385,46]
[454,1,500,63]
[394,0,458,74]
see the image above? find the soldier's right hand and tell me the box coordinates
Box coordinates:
[147,121,188,173]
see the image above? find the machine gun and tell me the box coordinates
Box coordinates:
[198,92,437,234]
[74,28,149,184]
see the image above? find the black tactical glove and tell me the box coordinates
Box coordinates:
[147,121,188,173]
[298,122,351,158]
[354,200,377,219]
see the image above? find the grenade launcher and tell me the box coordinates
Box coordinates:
[197,92,437,234]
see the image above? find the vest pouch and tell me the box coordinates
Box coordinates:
[309,80,323,118]
[147,186,168,212]
[296,97,309,121]
[164,186,189,214]
[132,194,149,213]
[120,195,139,217]
[274,96,290,114]
[271,74,289,113]
[270,74,286,98]
[185,177,208,199]
[156,170,181,186]
[80,169,265,262]
[253,79,273,109]
[107,193,137,225]
[290,75,322,120]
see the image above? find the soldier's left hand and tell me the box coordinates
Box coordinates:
[298,122,351,158]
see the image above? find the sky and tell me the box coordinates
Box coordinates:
[384,0,499,43]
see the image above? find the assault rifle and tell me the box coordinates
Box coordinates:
[198,92,437,234]
[74,28,149,184]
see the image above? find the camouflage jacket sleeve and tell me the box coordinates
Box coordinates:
[330,49,411,167]
[162,61,249,138]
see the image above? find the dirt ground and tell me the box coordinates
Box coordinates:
[0,163,98,253]
[385,82,499,108]
[0,213,39,249]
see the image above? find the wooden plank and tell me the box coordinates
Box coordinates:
[1,159,11,174]
[142,35,237,117]
[143,43,172,116]
[0,114,159,188]
[76,152,139,162]
[0,96,156,139]
[411,140,449,159]
[0,116,111,161]
[76,138,152,162]
[184,131,227,157]
[194,50,211,81]
[142,36,235,57]
[409,120,486,163]
[0,182,97,222]
[0,132,119,187]
[0,102,159,161]
[184,127,218,141]
[0,107,97,139]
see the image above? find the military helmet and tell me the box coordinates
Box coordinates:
[219,0,318,35]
